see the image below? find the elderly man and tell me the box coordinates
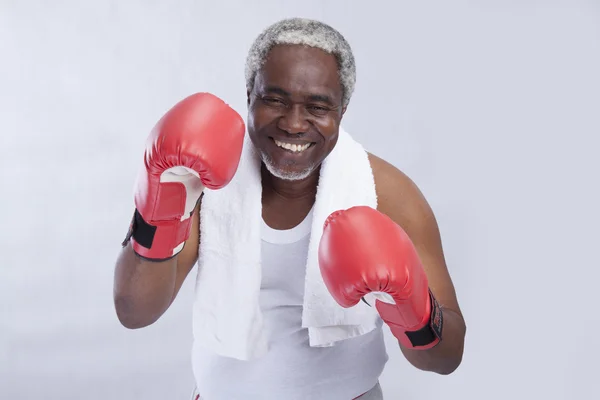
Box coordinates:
[114,18,466,400]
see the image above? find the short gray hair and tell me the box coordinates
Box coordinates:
[245,18,356,107]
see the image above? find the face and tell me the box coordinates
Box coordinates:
[247,45,346,181]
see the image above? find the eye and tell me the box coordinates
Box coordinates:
[261,97,286,107]
[307,105,330,116]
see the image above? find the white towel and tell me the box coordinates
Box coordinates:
[193,127,380,361]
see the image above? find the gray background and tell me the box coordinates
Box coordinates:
[1,0,599,399]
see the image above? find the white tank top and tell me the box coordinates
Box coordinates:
[192,207,389,400]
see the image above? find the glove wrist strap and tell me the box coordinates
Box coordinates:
[403,289,443,349]
[122,209,189,261]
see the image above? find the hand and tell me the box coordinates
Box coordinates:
[128,92,245,260]
[318,206,443,349]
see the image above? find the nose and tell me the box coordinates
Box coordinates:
[277,104,310,135]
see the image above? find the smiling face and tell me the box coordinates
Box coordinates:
[247,44,346,181]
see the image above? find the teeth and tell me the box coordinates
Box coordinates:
[274,139,311,152]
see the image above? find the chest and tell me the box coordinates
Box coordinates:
[259,239,309,303]
[259,205,314,304]
[261,192,316,230]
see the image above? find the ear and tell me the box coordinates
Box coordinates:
[247,90,251,106]
[338,105,347,121]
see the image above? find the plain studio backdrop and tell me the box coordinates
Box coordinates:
[1,0,599,399]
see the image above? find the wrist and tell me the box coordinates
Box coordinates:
[381,289,443,350]
[406,289,443,349]
[123,209,191,261]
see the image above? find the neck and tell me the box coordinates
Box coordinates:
[261,164,319,200]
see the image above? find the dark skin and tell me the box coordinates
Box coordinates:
[248,44,466,374]
[113,43,466,376]
[113,198,201,329]
[370,154,466,374]
[247,45,343,229]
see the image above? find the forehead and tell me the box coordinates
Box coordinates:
[255,45,342,99]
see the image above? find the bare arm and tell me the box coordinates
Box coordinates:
[113,199,201,329]
[370,153,466,375]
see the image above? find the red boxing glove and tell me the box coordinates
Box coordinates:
[318,206,443,350]
[127,92,245,260]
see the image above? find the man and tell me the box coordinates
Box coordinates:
[114,18,466,399]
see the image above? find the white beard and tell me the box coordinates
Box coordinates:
[260,151,316,181]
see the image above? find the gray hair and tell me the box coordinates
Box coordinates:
[245,18,356,107]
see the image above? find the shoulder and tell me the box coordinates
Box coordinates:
[367,152,431,226]
[368,152,415,203]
